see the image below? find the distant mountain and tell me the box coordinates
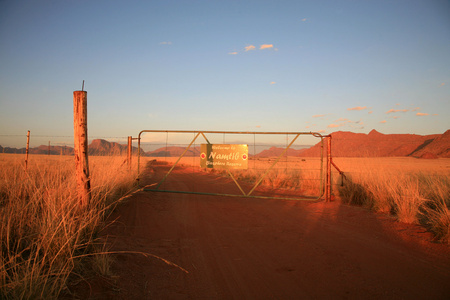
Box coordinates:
[145,146,200,157]
[0,146,25,154]
[89,139,124,155]
[30,145,74,155]
[300,130,447,158]
[1,130,448,158]
[255,146,307,158]
[0,139,141,156]
[0,144,74,155]
[88,139,143,156]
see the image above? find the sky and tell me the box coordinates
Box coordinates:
[0,0,449,148]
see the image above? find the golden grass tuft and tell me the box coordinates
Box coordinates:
[0,154,137,299]
[337,162,450,243]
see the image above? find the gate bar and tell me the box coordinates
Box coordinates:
[227,170,247,196]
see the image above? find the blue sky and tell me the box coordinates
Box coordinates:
[0,0,449,147]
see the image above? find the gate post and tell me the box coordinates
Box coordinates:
[326,135,332,202]
[73,90,91,206]
[127,136,132,169]
[25,130,30,170]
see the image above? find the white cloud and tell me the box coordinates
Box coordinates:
[244,45,256,51]
[260,44,274,50]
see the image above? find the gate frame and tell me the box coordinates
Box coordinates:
[137,130,329,201]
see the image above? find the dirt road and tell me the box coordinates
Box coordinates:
[74,163,450,299]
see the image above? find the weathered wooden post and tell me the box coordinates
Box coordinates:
[127,136,132,169]
[48,141,51,155]
[73,90,91,206]
[25,130,30,170]
[326,135,332,202]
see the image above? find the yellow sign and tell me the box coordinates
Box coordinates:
[200,144,248,169]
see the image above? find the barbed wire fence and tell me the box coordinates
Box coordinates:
[0,134,132,155]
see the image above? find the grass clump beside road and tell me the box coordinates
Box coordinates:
[0,154,137,299]
[339,170,450,244]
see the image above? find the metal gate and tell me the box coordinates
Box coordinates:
[137,130,326,201]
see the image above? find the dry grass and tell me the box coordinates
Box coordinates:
[336,158,450,244]
[0,154,137,299]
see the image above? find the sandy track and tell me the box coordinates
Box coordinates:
[71,163,450,299]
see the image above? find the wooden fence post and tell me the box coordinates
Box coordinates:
[73,90,91,206]
[326,135,332,202]
[25,130,30,170]
[127,136,132,169]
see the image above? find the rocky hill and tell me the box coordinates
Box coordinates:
[31,145,74,155]
[300,130,447,158]
[145,146,201,157]
[0,139,141,156]
[89,139,135,156]
[0,145,74,155]
[255,146,306,158]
